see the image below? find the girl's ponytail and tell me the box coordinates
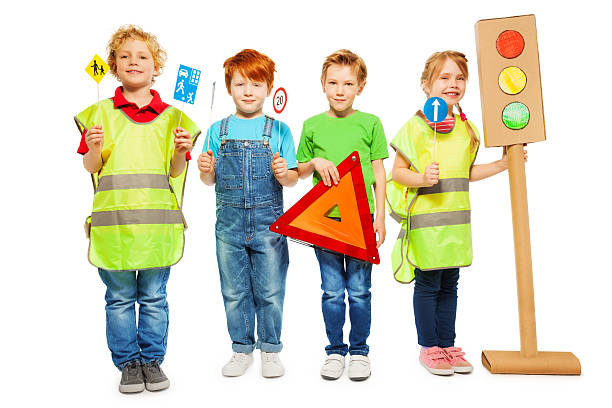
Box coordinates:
[456,103,479,152]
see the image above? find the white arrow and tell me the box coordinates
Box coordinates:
[432,99,440,122]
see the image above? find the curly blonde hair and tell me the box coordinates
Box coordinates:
[106,25,167,83]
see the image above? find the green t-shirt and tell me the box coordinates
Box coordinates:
[297,110,389,216]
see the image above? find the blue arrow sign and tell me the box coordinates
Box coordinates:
[174,64,201,104]
[424,97,448,123]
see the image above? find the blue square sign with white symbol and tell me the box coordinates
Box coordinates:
[174,64,201,104]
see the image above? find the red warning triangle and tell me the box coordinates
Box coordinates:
[270,151,380,264]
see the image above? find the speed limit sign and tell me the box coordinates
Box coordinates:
[273,87,287,114]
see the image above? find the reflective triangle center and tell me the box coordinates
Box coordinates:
[289,172,366,249]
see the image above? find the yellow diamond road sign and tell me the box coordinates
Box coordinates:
[85,54,110,83]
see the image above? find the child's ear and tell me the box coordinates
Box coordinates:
[321,77,325,92]
[422,80,430,95]
[267,85,273,97]
[357,80,367,96]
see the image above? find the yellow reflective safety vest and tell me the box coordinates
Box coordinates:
[75,99,200,271]
[387,114,479,283]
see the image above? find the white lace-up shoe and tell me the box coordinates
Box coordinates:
[320,354,345,380]
[348,354,371,381]
[221,352,253,377]
[261,352,285,378]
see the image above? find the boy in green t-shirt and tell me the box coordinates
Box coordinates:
[296,49,388,381]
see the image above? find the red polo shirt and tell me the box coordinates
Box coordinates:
[77,87,191,160]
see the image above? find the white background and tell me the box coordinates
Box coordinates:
[1,0,609,406]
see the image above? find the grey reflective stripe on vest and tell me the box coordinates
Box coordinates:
[389,210,404,223]
[91,209,183,227]
[96,174,170,192]
[410,210,471,229]
[418,178,469,195]
[397,228,406,239]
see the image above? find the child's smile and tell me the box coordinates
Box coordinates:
[322,64,365,118]
[230,72,270,119]
[424,58,466,116]
[115,39,157,90]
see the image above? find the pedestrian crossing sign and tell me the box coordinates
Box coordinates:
[85,54,110,83]
[173,64,201,104]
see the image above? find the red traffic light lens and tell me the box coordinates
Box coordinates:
[497,30,525,59]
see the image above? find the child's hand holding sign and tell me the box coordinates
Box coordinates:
[272,152,289,181]
[173,127,193,155]
[198,150,215,174]
[85,125,105,155]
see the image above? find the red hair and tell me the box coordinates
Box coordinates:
[223,49,276,93]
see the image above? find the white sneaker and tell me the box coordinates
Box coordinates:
[261,352,285,378]
[320,354,345,380]
[221,352,253,377]
[348,354,371,381]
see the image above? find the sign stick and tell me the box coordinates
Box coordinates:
[97,82,101,126]
[177,101,185,129]
[433,122,437,163]
[206,82,216,152]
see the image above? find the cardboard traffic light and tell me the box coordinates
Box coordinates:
[475,15,580,375]
[270,151,380,264]
[475,14,545,147]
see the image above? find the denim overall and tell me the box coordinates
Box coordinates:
[214,115,289,353]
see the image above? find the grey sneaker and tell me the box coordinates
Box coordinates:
[261,352,285,378]
[119,360,145,393]
[141,361,170,391]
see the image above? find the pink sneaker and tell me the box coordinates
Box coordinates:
[443,347,473,373]
[419,347,454,375]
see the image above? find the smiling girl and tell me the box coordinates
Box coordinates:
[388,51,526,375]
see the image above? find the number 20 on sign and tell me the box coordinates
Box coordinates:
[273,87,287,114]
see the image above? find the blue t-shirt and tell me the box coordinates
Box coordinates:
[202,115,297,169]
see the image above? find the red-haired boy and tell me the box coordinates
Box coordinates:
[198,49,298,378]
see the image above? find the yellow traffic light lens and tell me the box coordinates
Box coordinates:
[497,30,525,59]
[502,102,530,130]
[499,66,527,95]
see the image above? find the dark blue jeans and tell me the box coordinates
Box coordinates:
[315,247,372,356]
[413,268,459,348]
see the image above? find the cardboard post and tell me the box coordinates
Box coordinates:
[475,15,580,375]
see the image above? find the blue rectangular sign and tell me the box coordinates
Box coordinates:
[173,64,201,104]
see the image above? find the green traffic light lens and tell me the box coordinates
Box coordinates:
[502,102,530,130]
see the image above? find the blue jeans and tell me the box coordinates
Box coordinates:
[98,267,170,369]
[215,204,288,353]
[413,268,459,348]
[315,247,372,356]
